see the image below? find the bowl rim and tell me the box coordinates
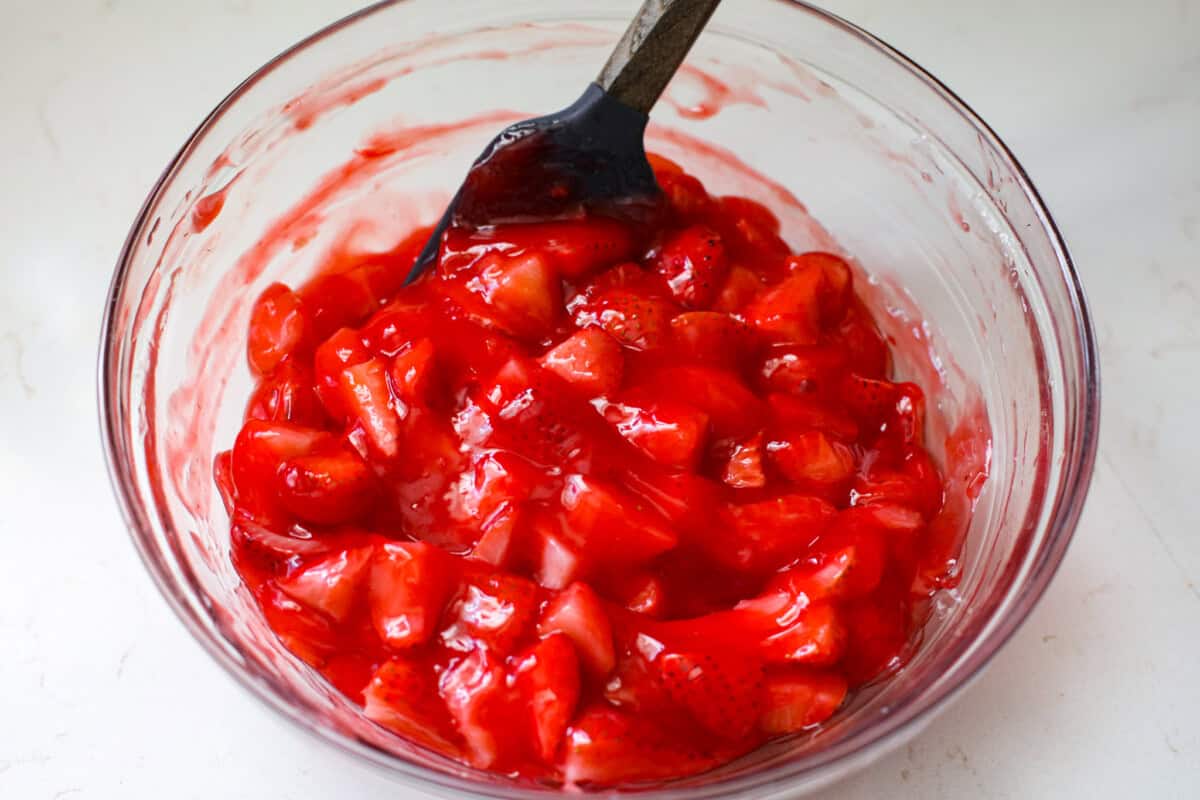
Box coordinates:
[97,1,1100,796]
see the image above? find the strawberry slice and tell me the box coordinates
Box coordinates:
[600,395,710,470]
[713,265,764,313]
[714,195,789,263]
[337,357,402,459]
[658,649,766,740]
[257,583,339,666]
[230,420,330,509]
[276,450,380,525]
[669,311,754,368]
[559,475,679,566]
[441,572,540,656]
[744,264,826,345]
[247,283,312,376]
[759,671,847,734]
[764,522,888,602]
[439,649,520,768]
[537,328,624,397]
[561,704,731,787]
[538,582,616,677]
[368,541,454,650]
[364,658,463,758]
[653,165,714,221]
[512,633,582,762]
[469,502,522,567]
[757,344,848,395]
[573,288,677,351]
[277,546,373,622]
[608,572,668,618]
[246,359,325,427]
[299,271,378,341]
[853,445,943,518]
[722,432,767,489]
[312,327,370,420]
[766,430,856,486]
[652,225,728,308]
[830,304,891,379]
[760,599,846,666]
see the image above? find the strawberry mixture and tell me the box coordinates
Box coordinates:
[216,153,954,787]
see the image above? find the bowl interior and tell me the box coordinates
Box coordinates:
[101,1,1094,796]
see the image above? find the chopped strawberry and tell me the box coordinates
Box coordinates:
[475,219,635,279]
[744,264,825,344]
[532,518,585,591]
[669,311,754,368]
[654,167,714,222]
[247,283,312,376]
[573,288,676,351]
[439,649,518,768]
[766,430,856,486]
[635,365,764,438]
[713,265,764,313]
[364,658,462,758]
[841,599,908,683]
[469,502,522,567]
[757,344,848,395]
[830,303,890,378]
[512,633,581,761]
[561,705,731,787]
[600,395,710,470]
[759,671,847,734]
[276,450,380,525]
[451,250,562,339]
[388,338,440,408]
[230,420,330,509]
[337,357,402,459]
[785,252,853,323]
[747,595,847,666]
[312,327,371,420]
[441,572,540,656]
[246,359,325,427]
[368,541,454,650]
[277,546,373,622]
[539,582,615,676]
[767,392,859,441]
[711,494,836,573]
[559,475,679,565]
[538,328,624,397]
[658,649,765,740]
[257,583,339,666]
[722,432,767,489]
[299,271,378,341]
[652,225,728,308]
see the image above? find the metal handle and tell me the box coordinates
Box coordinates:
[596,0,723,114]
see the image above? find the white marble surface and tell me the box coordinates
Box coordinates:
[1,1,1198,797]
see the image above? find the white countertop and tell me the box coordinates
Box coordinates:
[1,1,1197,797]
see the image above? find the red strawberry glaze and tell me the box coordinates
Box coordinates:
[216,153,978,787]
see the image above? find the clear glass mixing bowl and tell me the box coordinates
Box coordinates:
[98,1,1099,796]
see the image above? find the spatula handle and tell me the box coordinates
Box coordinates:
[596,0,723,114]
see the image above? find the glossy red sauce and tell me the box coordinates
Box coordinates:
[215,152,965,787]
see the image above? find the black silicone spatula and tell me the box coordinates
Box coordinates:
[404,0,723,284]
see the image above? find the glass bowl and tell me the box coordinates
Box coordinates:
[98,1,1099,797]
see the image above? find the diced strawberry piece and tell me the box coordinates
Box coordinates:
[365,658,462,758]
[441,572,540,656]
[722,432,767,489]
[841,600,908,683]
[276,450,380,525]
[312,327,370,419]
[258,583,339,666]
[230,419,330,504]
[713,265,763,313]
[539,582,615,677]
[714,198,790,264]
[368,541,454,650]
[439,649,520,768]
[532,520,585,591]
[757,599,847,666]
[562,705,731,787]
[600,396,710,470]
[718,195,781,235]
[578,261,652,296]
[652,225,728,308]
[654,168,714,221]
[513,633,581,761]
[767,393,859,442]
[759,671,847,734]
[469,502,522,567]
[744,265,824,345]
[757,344,848,395]
[831,304,890,378]
[560,475,679,565]
[658,649,765,740]
[538,328,624,397]
[246,359,325,426]
[300,271,378,340]
[616,573,668,618]
[247,283,312,376]
[480,219,635,279]
[636,365,764,438]
[338,357,401,459]
[713,494,836,573]
[785,252,853,323]
[277,546,373,622]
[764,521,887,602]
[388,338,440,408]
[574,288,676,351]
[319,652,377,704]
[854,445,943,518]
[767,430,856,486]
[452,250,562,339]
[669,311,754,368]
